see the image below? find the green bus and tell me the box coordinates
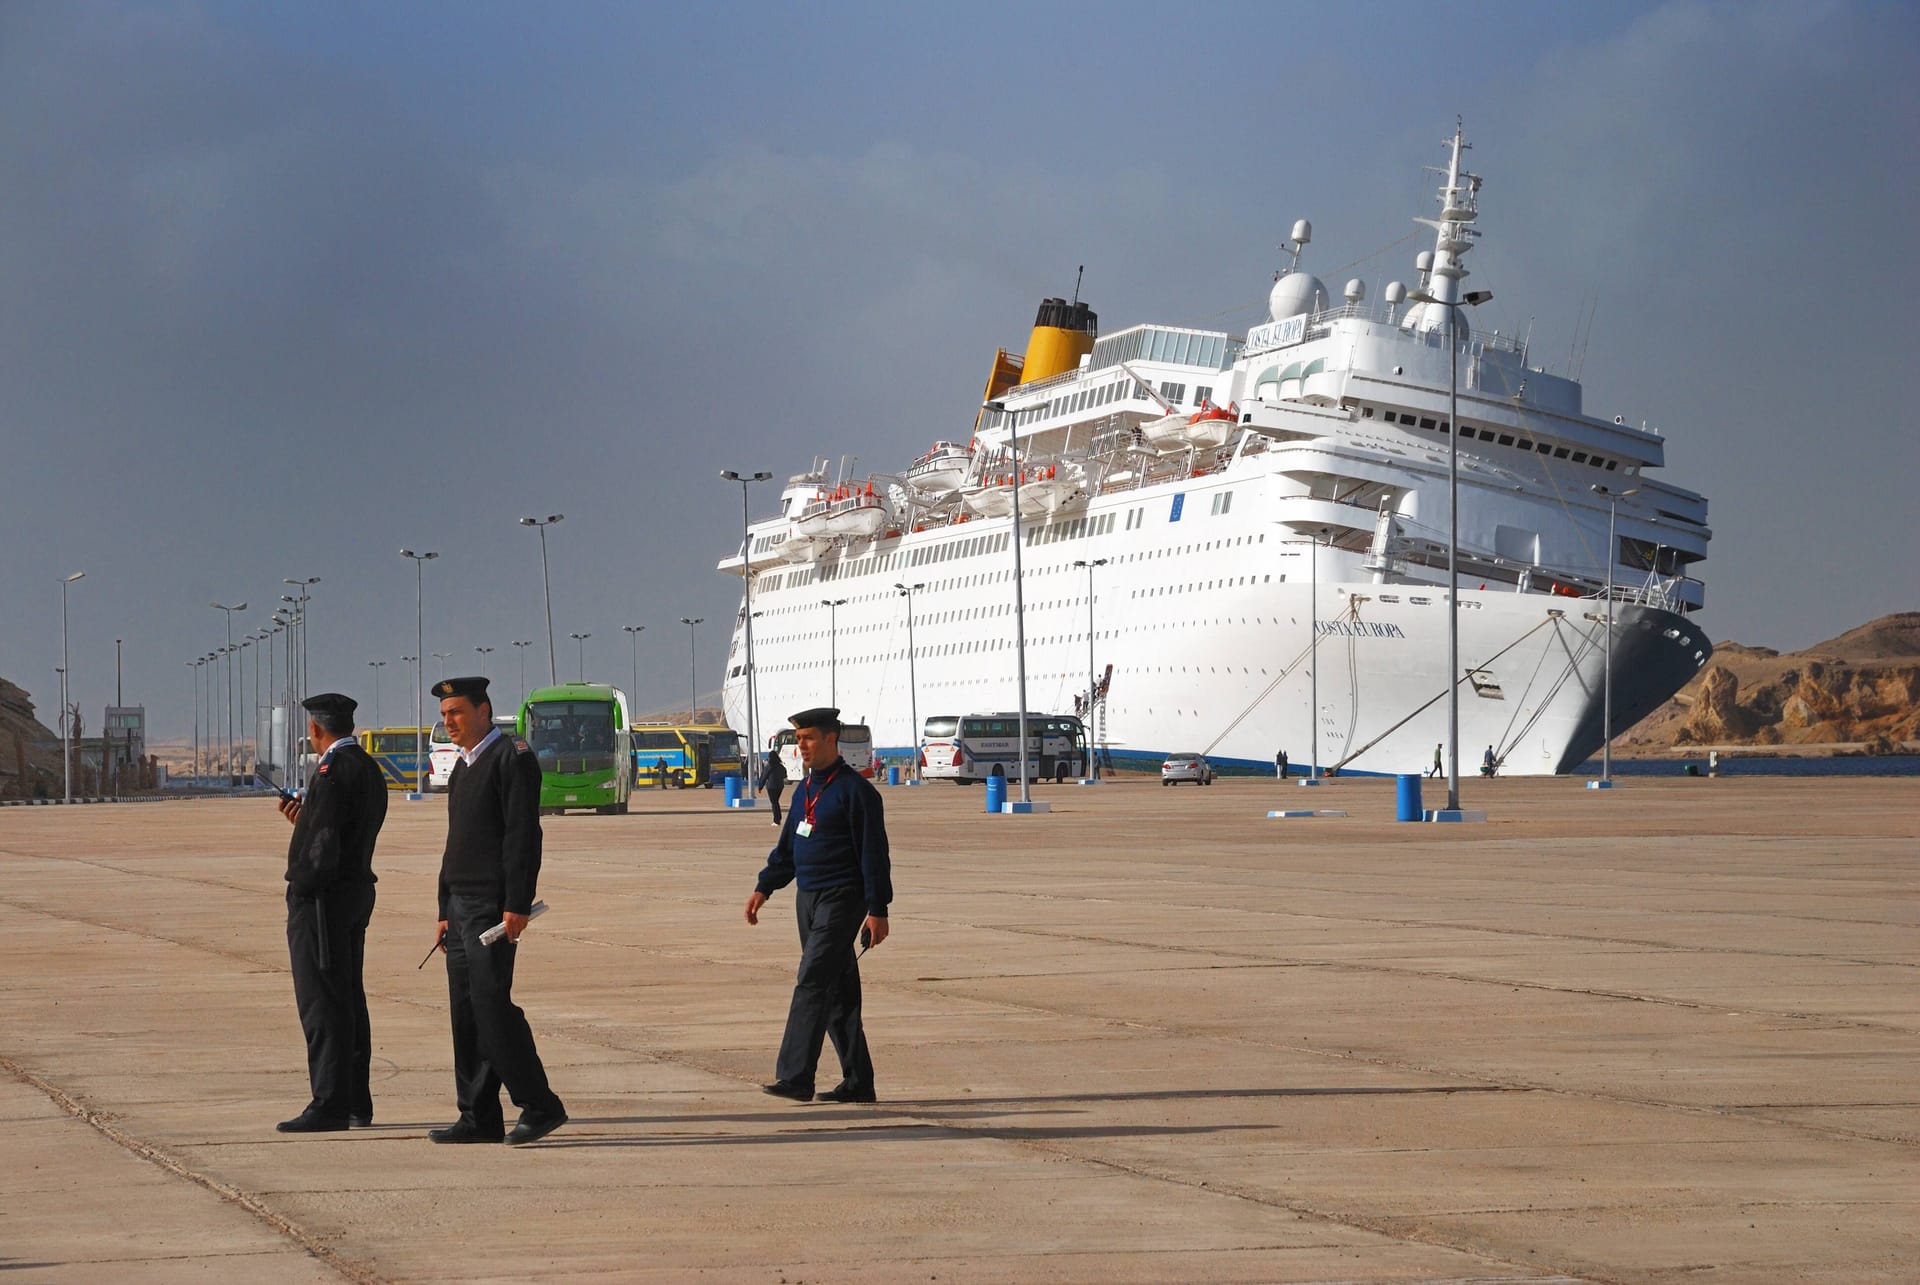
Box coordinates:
[519,683,633,815]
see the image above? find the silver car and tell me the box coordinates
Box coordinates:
[1161,753,1214,786]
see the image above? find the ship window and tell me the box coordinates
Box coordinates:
[1553,446,1570,459]
[1605,460,1618,470]
[1382,411,1397,423]
[1362,406,1375,418]
[1419,417,1435,429]
[1497,434,1514,446]
[1516,438,1534,451]
[1537,443,1552,454]
[1572,452,1588,464]
[1195,385,1213,406]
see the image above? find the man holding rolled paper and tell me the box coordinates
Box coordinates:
[427,676,567,1146]
[276,692,387,1133]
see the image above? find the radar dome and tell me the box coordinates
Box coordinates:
[1343,279,1367,304]
[1269,271,1329,322]
[1383,281,1407,305]
[1290,219,1313,246]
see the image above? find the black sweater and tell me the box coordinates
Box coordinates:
[285,740,388,896]
[755,758,892,917]
[438,733,544,916]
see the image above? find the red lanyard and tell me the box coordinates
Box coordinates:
[801,766,840,829]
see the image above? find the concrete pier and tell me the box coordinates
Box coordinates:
[2,776,1914,1282]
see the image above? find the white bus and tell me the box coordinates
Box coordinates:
[921,713,1087,784]
[772,720,875,780]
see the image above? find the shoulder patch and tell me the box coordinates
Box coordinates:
[512,736,532,754]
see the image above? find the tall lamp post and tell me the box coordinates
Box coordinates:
[894,583,924,781]
[475,645,496,674]
[567,633,590,681]
[400,549,438,795]
[679,617,703,723]
[282,578,319,789]
[59,571,85,802]
[820,598,848,706]
[367,660,386,727]
[1071,559,1108,780]
[511,640,534,709]
[621,626,645,709]
[1407,284,1493,813]
[518,515,564,685]
[1591,484,1640,787]
[211,599,248,785]
[722,470,773,807]
[982,399,1036,807]
[186,659,200,783]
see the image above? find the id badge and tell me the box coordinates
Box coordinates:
[795,821,813,837]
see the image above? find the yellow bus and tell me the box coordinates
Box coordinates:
[356,727,430,791]
[630,723,745,788]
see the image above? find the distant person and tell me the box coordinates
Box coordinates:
[1276,749,1289,780]
[275,692,387,1134]
[425,676,566,1146]
[1708,749,1719,777]
[745,707,892,1105]
[1482,745,1496,777]
[1429,743,1443,777]
[655,755,670,789]
[761,744,788,827]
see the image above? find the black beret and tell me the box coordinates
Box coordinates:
[432,676,491,702]
[302,692,357,719]
[788,706,841,731]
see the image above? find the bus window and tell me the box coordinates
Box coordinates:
[527,702,617,769]
[923,716,959,739]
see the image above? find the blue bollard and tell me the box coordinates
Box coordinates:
[888,765,901,786]
[1396,773,1423,822]
[723,775,741,806]
[984,773,1006,814]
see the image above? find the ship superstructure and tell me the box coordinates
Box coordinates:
[716,127,1712,775]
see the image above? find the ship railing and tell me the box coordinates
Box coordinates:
[1298,301,1526,357]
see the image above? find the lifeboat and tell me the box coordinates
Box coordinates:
[961,473,1015,517]
[905,440,976,495]
[1140,400,1239,452]
[824,481,889,537]
[1015,463,1075,517]
[792,490,834,537]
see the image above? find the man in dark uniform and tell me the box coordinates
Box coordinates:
[276,692,388,1133]
[425,676,568,1145]
[760,741,788,827]
[744,707,892,1104]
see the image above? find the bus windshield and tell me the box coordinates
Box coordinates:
[705,730,742,760]
[527,701,617,770]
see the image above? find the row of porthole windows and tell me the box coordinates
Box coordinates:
[1365,405,1621,471]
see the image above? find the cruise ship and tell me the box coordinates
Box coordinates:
[716,127,1712,776]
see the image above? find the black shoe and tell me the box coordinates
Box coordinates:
[276,1109,349,1133]
[761,1079,814,1102]
[348,1111,373,1128]
[506,1109,568,1146]
[427,1120,504,1144]
[815,1081,877,1104]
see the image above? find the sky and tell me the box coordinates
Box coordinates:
[1,0,1914,744]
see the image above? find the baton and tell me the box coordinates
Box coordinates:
[417,927,445,970]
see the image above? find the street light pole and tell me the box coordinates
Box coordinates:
[368,660,386,727]
[511,641,533,710]
[568,633,590,681]
[186,660,199,783]
[433,652,453,681]
[518,515,564,685]
[1591,484,1640,786]
[679,618,703,723]
[622,626,644,711]
[820,598,848,707]
[895,583,924,782]
[722,470,773,807]
[1072,559,1107,780]
[282,578,319,789]
[400,550,439,795]
[210,598,248,785]
[982,400,1034,805]
[59,572,84,802]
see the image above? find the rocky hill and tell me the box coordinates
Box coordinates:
[1616,612,1920,755]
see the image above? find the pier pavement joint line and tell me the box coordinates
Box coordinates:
[0,1052,384,1285]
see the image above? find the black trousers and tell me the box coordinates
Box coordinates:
[774,885,874,1093]
[443,893,563,1130]
[765,782,785,824]
[287,883,376,1119]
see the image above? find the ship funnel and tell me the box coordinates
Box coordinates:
[1022,295,1098,384]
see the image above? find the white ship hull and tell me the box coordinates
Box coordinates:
[721,464,1709,776]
